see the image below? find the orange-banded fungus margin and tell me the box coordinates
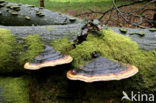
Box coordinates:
[24,45,73,70]
[67,56,138,83]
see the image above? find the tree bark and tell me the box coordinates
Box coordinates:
[111,27,156,50]
[40,0,44,7]
[0,24,85,42]
[0,2,82,26]
[153,13,156,27]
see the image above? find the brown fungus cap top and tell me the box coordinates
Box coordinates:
[24,45,73,70]
[67,56,138,83]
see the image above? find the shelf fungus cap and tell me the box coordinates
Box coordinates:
[0,0,5,3]
[24,45,73,70]
[67,56,138,83]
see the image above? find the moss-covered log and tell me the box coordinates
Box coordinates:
[0,29,46,73]
[28,29,156,103]
[0,26,84,73]
[0,2,155,103]
[40,29,155,103]
[0,1,82,26]
[0,25,156,50]
[0,28,155,103]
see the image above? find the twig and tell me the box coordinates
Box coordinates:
[135,0,156,12]
[105,10,113,25]
[112,0,143,26]
[75,0,145,20]
[140,8,156,14]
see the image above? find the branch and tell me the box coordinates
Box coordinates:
[112,0,143,26]
[135,0,156,12]
[99,0,146,20]
[140,8,156,14]
[75,0,145,19]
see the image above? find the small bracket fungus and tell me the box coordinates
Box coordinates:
[67,56,138,83]
[11,6,20,11]
[0,0,5,3]
[25,16,30,20]
[24,45,73,70]
[11,12,18,16]
[129,32,145,37]
[6,5,12,8]
[27,5,35,8]
[149,28,156,32]
[119,28,128,34]
[0,3,5,7]
[69,18,76,22]
[36,12,45,17]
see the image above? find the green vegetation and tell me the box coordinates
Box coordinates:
[5,0,128,13]
[19,34,44,64]
[51,29,156,91]
[0,76,30,103]
[51,37,74,54]
[0,29,44,73]
[0,29,16,73]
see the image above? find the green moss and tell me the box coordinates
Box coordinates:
[0,29,17,72]
[19,34,44,64]
[0,29,44,73]
[0,76,30,103]
[51,37,74,54]
[51,29,156,91]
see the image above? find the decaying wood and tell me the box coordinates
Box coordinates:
[0,2,82,26]
[111,27,156,50]
[0,24,86,42]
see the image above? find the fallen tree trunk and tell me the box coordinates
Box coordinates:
[0,28,155,103]
[111,27,156,50]
[0,24,85,42]
[0,2,155,103]
[0,1,81,26]
[1,25,155,50]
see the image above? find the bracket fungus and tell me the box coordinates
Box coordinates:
[67,56,138,83]
[24,45,73,70]
[119,28,128,34]
[11,11,18,16]
[0,0,5,3]
[149,28,156,32]
[0,2,84,26]
[25,16,30,20]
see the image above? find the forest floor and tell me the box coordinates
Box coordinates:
[6,0,155,28]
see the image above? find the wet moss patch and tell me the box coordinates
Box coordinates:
[19,34,44,65]
[51,37,74,54]
[0,76,30,103]
[0,29,16,73]
[0,29,44,73]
